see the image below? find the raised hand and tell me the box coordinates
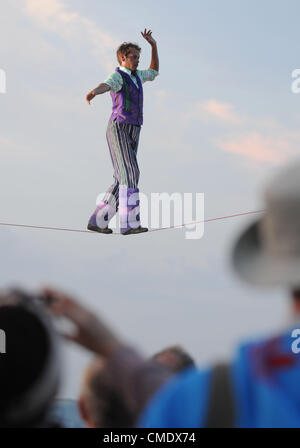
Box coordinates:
[141,28,156,46]
[41,287,122,357]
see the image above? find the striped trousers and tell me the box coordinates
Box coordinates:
[103,119,141,211]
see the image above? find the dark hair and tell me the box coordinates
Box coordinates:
[116,42,141,64]
[153,345,195,373]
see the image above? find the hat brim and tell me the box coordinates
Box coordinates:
[232,219,300,287]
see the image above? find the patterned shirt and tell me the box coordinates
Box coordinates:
[104,66,159,92]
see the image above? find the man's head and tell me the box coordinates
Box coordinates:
[116,42,141,71]
[153,345,195,373]
[79,357,133,428]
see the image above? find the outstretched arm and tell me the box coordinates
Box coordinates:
[40,286,171,419]
[141,28,159,72]
[86,83,111,105]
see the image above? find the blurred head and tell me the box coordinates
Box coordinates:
[116,42,141,71]
[0,289,60,427]
[232,159,300,292]
[79,357,133,428]
[153,345,195,373]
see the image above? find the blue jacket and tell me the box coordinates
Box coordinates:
[139,329,300,428]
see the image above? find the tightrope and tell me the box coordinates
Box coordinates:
[0,209,265,235]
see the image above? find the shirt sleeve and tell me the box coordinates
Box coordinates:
[137,68,159,84]
[103,71,123,92]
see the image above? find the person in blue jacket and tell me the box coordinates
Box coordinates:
[139,160,300,428]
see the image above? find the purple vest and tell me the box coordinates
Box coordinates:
[110,67,143,126]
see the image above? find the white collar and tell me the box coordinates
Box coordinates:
[119,66,135,75]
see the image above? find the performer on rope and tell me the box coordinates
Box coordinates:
[86,29,159,235]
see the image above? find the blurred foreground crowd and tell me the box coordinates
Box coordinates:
[1,161,300,428]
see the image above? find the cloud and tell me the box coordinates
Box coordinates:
[25,0,63,19]
[201,99,243,124]
[0,136,41,159]
[145,90,300,169]
[24,0,120,71]
[183,99,243,125]
[216,132,291,164]
[0,1,64,67]
[179,97,300,166]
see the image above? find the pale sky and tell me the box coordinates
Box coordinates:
[0,0,299,398]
